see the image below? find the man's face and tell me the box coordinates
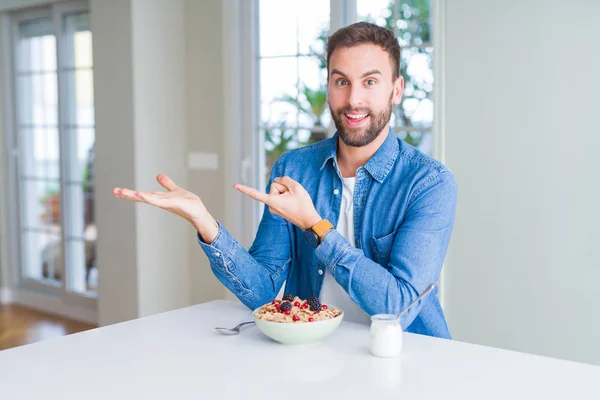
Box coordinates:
[327,43,404,147]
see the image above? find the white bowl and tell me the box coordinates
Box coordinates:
[252,306,344,345]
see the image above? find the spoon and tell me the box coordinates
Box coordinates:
[396,283,436,320]
[215,321,255,335]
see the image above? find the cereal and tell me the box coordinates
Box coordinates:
[255,296,341,323]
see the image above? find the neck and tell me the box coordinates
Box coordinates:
[336,125,390,178]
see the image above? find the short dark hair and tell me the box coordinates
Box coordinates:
[326,22,401,81]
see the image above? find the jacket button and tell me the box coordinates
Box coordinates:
[318,269,323,275]
[333,189,339,195]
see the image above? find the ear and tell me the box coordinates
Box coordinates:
[392,76,404,105]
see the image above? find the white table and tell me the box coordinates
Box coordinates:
[0,300,598,399]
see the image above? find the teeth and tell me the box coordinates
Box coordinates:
[346,113,367,119]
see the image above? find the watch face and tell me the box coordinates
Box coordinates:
[303,229,319,248]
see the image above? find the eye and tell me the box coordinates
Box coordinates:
[366,79,377,86]
[336,79,348,87]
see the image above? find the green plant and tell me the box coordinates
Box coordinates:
[82,142,95,192]
[399,131,423,148]
[82,163,90,183]
[39,187,60,205]
[263,120,308,179]
[279,84,328,127]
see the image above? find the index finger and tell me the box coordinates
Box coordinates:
[234,184,271,205]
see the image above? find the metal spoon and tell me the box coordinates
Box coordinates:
[215,321,255,335]
[396,283,436,320]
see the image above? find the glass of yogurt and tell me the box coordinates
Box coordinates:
[370,314,403,357]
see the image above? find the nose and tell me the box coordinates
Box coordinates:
[347,85,365,109]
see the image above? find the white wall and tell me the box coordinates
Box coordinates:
[443,0,600,365]
[92,0,192,325]
[183,0,227,305]
[91,0,139,324]
[131,0,190,317]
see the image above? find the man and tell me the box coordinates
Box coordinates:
[113,22,457,338]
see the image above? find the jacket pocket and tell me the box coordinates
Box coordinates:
[371,230,399,267]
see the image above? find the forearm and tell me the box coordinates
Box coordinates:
[197,220,291,310]
[315,230,439,328]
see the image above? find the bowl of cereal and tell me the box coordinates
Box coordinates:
[252,294,343,345]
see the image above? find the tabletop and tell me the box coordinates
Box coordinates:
[0,300,598,399]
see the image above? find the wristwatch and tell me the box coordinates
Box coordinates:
[303,219,334,248]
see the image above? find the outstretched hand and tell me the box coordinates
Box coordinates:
[113,173,219,242]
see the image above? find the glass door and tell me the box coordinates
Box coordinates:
[11,2,96,306]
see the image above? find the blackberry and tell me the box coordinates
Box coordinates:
[282,293,294,302]
[308,297,322,312]
[280,301,292,312]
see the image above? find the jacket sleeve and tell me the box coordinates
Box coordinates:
[197,157,292,310]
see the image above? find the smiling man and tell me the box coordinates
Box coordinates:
[113,22,457,338]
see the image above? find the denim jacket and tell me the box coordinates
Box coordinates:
[198,129,457,338]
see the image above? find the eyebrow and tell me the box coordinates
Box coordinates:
[330,69,382,78]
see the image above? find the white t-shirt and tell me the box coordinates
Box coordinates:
[319,176,372,325]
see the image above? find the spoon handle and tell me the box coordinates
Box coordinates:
[236,321,256,329]
[397,283,436,319]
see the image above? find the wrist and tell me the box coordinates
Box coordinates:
[302,214,323,231]
[302,218,334,248]
[193,216,219,244]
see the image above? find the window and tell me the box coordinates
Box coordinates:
[257,0,434,190]
[259,0,331,184]
[7,2,96,301]
[358,0,433,155]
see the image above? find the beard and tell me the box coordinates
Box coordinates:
[330,91,394,147]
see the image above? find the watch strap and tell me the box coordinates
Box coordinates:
[310,219,334,241]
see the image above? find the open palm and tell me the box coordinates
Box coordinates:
[113,173,208,225]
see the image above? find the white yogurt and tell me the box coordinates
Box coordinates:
[370,314,403,358]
